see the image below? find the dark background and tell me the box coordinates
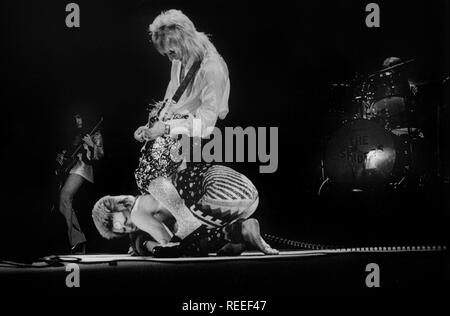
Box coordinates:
[1,0,448,259]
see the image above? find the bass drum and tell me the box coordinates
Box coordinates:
[324,119,397,189]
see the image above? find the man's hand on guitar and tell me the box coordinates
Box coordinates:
[56,150,67,165]
[134,126,149,142]
[148,121,166,139]
[82,134,95,147]
[134,122,166,142]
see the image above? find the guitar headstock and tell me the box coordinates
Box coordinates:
[146,100,166,125]
[147,100,165,111]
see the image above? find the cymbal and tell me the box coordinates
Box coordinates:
[410,80,431,86]
[409,76,448,86]
[368,59,416,78]
[331,82,351,87]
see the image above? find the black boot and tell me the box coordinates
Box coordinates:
[178,226,227,257]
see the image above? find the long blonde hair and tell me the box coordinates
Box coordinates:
[149,9,217,61]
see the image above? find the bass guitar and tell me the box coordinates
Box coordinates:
[55,117,103,179]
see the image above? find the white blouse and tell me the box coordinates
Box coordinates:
[160,51,230,138]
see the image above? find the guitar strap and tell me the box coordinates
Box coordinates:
[140,60,201,152]
[58,117,104,176]
[171,59,202,103]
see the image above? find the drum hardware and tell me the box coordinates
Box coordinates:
[367,58,415,79]
[435,76,449,180]
[320,158,326,182]
[391,176,406,190]
[347,59,416,132]
[319,59,444,192]
[317,176,329,196]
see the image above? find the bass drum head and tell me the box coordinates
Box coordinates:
[325,119,396,189]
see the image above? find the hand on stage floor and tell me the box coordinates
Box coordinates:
[134,122,166,142]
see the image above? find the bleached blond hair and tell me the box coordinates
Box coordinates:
[149,9,217,61]
[92,195,135,240]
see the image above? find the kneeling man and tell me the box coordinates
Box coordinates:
[92,164,278,257]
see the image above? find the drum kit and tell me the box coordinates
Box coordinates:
[322,59,430,191]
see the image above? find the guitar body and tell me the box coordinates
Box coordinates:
[135,134,183,193]
[54,117,104,184]
[139,60,201,154]
[55,154,79,180]
[134,100,188,192]
[141,100,167,153]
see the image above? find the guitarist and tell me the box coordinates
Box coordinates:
[133,9,230,241]
[56,112,104,253]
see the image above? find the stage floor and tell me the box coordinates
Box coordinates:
[1,249,448,304]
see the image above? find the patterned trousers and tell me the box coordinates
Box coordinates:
[174,163,259,228]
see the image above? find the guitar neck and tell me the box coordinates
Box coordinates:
[148,101,166,126]
[65,117,104,160]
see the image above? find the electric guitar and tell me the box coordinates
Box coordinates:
[55,117,104,179]
[140,59,202,154]
[141,101,167,153]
